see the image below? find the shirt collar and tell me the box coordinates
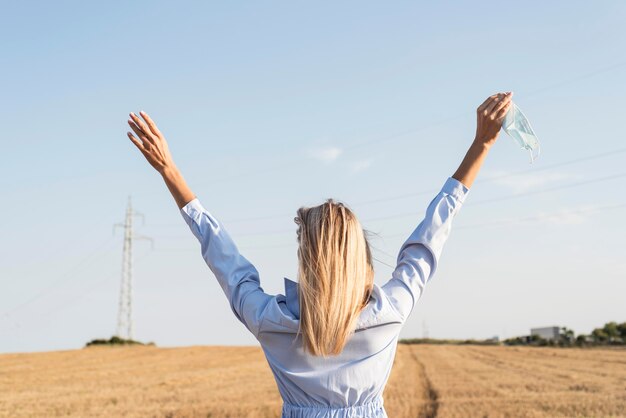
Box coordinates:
[284,277,300,319]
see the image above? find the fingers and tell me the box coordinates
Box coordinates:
[129,112,155,142]
[484,93,507,114]
[477,93,499,112]
[496,100,513,119]
[127,131,158,167]
[127,131,153,159]
[478,91,513,117]
[127,131,146,151]
[139,110,163,138]
[493,93,513,115]
[477,92,513,112]
[128,119,152,145]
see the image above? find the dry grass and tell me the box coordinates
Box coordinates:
[1,344,624,417]
[406,345,626,418]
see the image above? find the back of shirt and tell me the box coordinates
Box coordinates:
[179,176,470,417]
[257,281,405,409]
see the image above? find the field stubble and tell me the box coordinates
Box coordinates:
[0,344,624,417]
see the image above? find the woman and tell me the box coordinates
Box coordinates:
[126,92,513,417]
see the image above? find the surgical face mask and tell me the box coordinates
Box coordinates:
[502,102,540,163]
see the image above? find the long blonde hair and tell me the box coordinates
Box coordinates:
[294,198,374,357]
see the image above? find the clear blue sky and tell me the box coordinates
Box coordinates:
[1,1,625,353]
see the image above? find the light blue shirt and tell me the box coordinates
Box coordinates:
[180,176,470,418]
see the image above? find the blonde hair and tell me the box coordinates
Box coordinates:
[294,198,374,357]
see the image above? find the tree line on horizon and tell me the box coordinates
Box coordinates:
[400,321,626,347]
[505,321,626,347]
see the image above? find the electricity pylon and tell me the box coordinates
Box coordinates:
[113,196,153,340]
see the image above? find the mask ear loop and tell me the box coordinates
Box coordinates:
[528,139,541,164]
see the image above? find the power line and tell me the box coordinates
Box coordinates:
[1,236,118,317]
[45,250,154,321]
[334,147,626,207]
[357,172,626,223]
[296,146,626,212]
[247,172,626,239]
[476,148,626,183]
[377,202,626,240]
[0,201,152,327]
[342,60,626,153]
[222,203,626,272]
[148,168,626,243]
[186,60,626,186]
[523,60,626,98]
[2,250,155,335]
[148,146,626,229]
[355,60,626,153]
[455,202,626,230]
[470,172,626,206]
[372,257,396,270]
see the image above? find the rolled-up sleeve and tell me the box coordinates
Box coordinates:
[382,177,470,321]
[180,198,273,339]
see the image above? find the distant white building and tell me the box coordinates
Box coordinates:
[531,326,560,341]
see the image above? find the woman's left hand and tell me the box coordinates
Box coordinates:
[127,111,175,174]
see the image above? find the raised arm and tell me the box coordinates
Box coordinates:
[382,92,512,321]
[178,199,273,338]
[125,111,272,338]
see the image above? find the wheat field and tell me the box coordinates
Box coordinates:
[1,344,624,418]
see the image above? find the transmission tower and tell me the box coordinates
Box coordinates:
[113,196,153,340]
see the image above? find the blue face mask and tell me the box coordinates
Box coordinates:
[502,102,541,163]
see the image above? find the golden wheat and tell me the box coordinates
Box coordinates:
[0,344,623,417]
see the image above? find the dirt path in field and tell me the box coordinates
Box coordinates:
[382,344,428,417]
[407,346,439,418]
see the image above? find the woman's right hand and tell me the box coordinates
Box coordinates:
[127,111,176,175]
[474,92,513,147]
